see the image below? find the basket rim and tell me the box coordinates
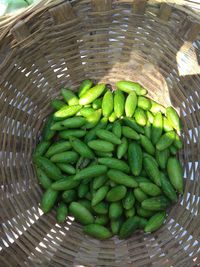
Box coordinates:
[0,0,200,39]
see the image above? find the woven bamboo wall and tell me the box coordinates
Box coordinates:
[0,1,199,266]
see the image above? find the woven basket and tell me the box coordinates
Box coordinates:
[0,1,200,266]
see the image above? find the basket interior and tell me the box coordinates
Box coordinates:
[0,1,200,266]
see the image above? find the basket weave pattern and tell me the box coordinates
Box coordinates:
[0,1,200,266]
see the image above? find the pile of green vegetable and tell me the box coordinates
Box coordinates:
[33,80,183,240]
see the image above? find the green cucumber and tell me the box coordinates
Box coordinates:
[74,165,108,181]
[107,169,138,188]
[144,212,166,232]
[69,202,94,225]
[41,188,58,213]
[61,88,79,106]
[128,142,142,176]
[114,90,125,118]
[102,90,113,117]
[116,81,147,95]
[125,91,137,117]
[151,112,163,145]
[167,157,183,193]
[79,84,106,105]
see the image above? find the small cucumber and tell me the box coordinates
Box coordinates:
[134,108,147,126]
[144,212,166,232]
[128,142,142,176]
[167,157,183,194]
[122,126,140,140]
[88,140,114,152]
[114,90,125,118]
[155,149,170,170]
[51,176,79,191]
[96,129,121,145]
[83,224,112,239]
[61,88,79,106]
[122,190,135,210]
[116,81,147,95]
[125,91,137,117]
[91,186,109,206]
[134,188,148,202]
[107,169,138,188]
[112,121,122,139]
[151,112,163,145]
[160,172,178,202]
[140,134,155,155]
[139,182,161,197]
[36,167,52,189]
[98,158,130,173]
[41,188,58,213]
[141,196,170,211]
[156,131,176,151]
[79,84,106,105]
[143,156,161,186]
[166,107,182,132]
[60,117,86,128]
[74,165,108,181]
[106,185,127,202]
[57,163,76,174]
[34,156,62,180]
[45,141,72,158]
[78,79,93,97]
[56,202,68,223]
[102,90,113,117]
[50,151,79,163]
[70,138,94,159]
[117,137,128,159]
[109,202,123,219]
[54,105,82,121]
[119,216,140,239]
[137,96,151,110]
[69,202,94,225]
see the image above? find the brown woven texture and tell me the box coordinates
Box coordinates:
[0,0,200,266]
